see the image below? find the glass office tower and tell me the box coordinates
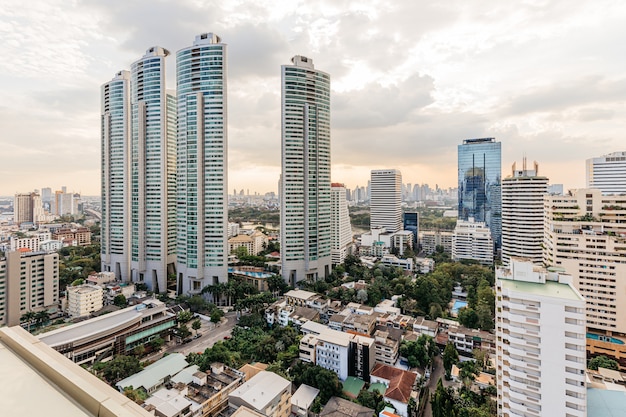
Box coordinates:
[458,138,501,246]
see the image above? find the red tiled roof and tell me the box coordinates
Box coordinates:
[370,364,417,404]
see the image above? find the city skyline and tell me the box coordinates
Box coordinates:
[2,1,626,195]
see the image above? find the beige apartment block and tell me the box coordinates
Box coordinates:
[67,284,104,318]
[544,188,626,367]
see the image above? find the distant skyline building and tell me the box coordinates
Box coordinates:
[501,159,548,266]
[403,212,419,247]
[101,70,131,282]
[330,183,353,265]
[496,258,586,417]
[458,138,501,246]
[280,55,331,285]
[128,46,176,292]
[586,151,626,195]
[176,33,229,294]
[370,169,402,233]
[13,192,42,225]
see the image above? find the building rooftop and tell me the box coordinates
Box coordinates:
[587,388,626,417]
[229,371,291,411]
[285,289,318,300]
[116,353,188,391]
[170,365,200,385]
[0,326,150,417]
[500,278,583,301]
[291,384,320,410]
[319,397,374,417]
[144,388,195,417]
[230,405,266,417]
[370,364,417,404]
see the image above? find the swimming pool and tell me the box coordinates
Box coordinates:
[451,300,468,315]
[587,333,625,345]
[228,268,273,279]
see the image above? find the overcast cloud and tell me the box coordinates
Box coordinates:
[1,0,625,195]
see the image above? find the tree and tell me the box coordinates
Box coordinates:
[179,324,192,340]
[442,342,459,379]
[177,310,193,323]
[21,311,37,332]
[357,389,393,414]
[472,348,490,371]
[458,360,480,389]
[475,303,494,331]
[35,310,50,327]
[149,337,165,351]
[290,362,342,405]
[93,355,143,384]
[192,319,202,336]
[431,378,457,417]
[400,334,437,369]
[458,307,479,329]
[113,294,127,308]
[211,309,224,324]
[589,355,619,371]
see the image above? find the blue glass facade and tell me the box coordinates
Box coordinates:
[458,138,501,245]
[403,212,419,246]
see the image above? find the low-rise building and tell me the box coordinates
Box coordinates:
[228,371,291,417]
[369,364,418,417]
[51,227,91,246]
[66,284,104,318]
[419,230,453,255]
[374,329,400,366]
[184,362,245,417]
[319,397,374,417]
[380,255,413,272]
[116,353,189,394]
[291,384,320,417]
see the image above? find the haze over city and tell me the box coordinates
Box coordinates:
[2,0,626,195]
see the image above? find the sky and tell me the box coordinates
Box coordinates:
[1,0,625,196]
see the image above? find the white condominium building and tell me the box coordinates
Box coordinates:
[176,33,229,294]
[66,284,104,318]
[501,160,548,266]
[496,258,586,417]
[331,183,353,265]
[101,70,131,282]
[280,56,331,285]
[452,220,493,265]
[544,188,626,365]
[370,170,402,233]
[586,151,626,195]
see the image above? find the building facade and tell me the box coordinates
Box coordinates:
[176,33,229,295]
[452,220,493,265]
[66,284,104,318]
[280,56,331,285]
[544,188,626,367]
[496,259,586,417]
[14,192,42,225]
[586,151,626,195]
[0,250,59,326]
[370,170,402,233]
[458,138,501,246]
[129,46,177,293]
[331,183,353,265]
[501,160,548,266]
[101,70,131,282]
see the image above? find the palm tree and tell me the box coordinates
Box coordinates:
[21,311,37,332]
[34,310,50,328]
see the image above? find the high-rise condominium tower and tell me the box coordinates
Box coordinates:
[586,151,626,195]
[330,183,353,265]
[370,170,402,233]
[281,55,331,285]
[101,70,131,282]
[129,46,176,292]
[176,33,228,294]
[458,138,501,245]
[14,192,42,225]
[496,259,586,417]
[501,159,548,266]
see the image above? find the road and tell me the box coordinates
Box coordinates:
[146,311,238,361]
[423,355,445,417]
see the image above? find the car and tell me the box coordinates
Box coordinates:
[182,338,192,344]
[223,335,231,340]
[193,333,201,339]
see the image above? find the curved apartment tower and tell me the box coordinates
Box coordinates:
[175,33,228,294]
[129,46,177,292]
[281,56,331,285]
[101,70,131,282]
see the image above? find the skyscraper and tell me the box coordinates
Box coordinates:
[176,33,228,294]
[13,192,42,225]
[586,151,626,195]
[101,70,131,282]
[280,55,331,285]
[458,138,501,245]
[129,46,176,292]
[330,183,353,265]
[496,258,586,417]
[370,169,402,233]
[501,159,548,266]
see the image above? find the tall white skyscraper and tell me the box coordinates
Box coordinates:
[496,258,586,417]
[586,151,626,195]
[176,33,228,294]
[101,70,131,282]
[331,183,353,265]
[501,159,548,266]
[280,55,331,285]
[370,169,402,233]
[129,46,177,292]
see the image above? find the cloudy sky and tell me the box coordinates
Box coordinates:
[1,0,625,196]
